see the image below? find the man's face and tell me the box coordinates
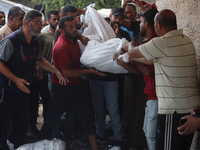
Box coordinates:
[49,14,60,30]
[75,15,82,30]
[12,14,25,31]
[63,20,77,39]
[111,14,123,28]
[140,16,146,37]
[29,17,42,36]
[0,13,5,25]
[125,7,136,21]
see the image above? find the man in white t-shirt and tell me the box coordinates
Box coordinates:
[119,9,200,150]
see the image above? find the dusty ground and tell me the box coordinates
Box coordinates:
[25,104,146,150]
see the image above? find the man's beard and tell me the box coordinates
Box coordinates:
[110,21,120,28]
[75,22,82,30]
[50,23,56,30]
[30,23,41,36]
[64,30,77,41]
[140,30,146,38]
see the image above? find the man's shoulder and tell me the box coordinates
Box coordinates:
[39,30,52,36]
[38,30,53,40]
[0,24,12,39]
[6,30,21,41]
[54,36,69,50]
[0,24,8,31]
[120,28,131,41]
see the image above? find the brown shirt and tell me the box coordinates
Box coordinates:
[0,24,13,41]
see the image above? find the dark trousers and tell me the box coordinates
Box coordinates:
[156,112,194,150]
[0,90,30,149]
[30,76,51,128]
[121,74,133,139]
[38,81,95,140]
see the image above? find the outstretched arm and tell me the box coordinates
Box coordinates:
[132,0,146,13]
[61,68,105,78]
[131,57,154,65]
[36,58,68,85]
[116,56,153,77]
[116,58,141,75]
[76,33,90,45]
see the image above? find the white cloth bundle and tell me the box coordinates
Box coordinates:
[82,6,116,42]
[79,6,129,73]
[15,139,66,150]
[80,38,129,74]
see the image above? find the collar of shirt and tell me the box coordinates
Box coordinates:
[60,33,77,45]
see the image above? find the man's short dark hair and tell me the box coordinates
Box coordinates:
[59,16,74,30]
[47,10,59,19]
[23,9,42,25]
[142,9,158,30]
[62,5,77,16]
[0,11,5,14]
[126,4,136,12]
[7,6,25,22]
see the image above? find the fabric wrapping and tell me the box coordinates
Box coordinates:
[15,139,66,150]
[79,6,129,74]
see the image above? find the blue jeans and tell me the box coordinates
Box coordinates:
[143,100,158,150]
[89,80,122,141]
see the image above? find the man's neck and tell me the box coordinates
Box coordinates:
[22,27,32,44]
[48,27,55,34]
[7,23,15,32]
[145,29,156,40]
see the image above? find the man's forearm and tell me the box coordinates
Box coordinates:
[36,58,58,75]
[121,19,132,30]
[0,62,19,83]
[77,8,86,15]
[118,61,141,75]
[128,46,144,58]
[131,57,154,65]
[62,69,91,78]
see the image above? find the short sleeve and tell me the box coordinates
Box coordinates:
[0,38,14,63]
[139,37,167,60]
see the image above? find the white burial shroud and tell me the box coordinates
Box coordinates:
[79,6,129,74]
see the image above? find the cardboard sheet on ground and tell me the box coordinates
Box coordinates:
[79,6,129,74]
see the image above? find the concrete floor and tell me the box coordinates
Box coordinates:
[25,104,147,150]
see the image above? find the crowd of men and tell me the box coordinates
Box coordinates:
[0,0,200,150]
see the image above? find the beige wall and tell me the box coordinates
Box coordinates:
[156,0,200,77]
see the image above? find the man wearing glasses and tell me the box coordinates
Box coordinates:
[0,10,67,150]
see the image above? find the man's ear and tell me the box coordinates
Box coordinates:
[157,21,161,30]
[24,20,30,27]
[145,21,148,28]
[46,19,50,24]
[9,16,14,22]
[58,28,63,34]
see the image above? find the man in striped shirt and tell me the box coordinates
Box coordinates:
[123,9,200,150]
